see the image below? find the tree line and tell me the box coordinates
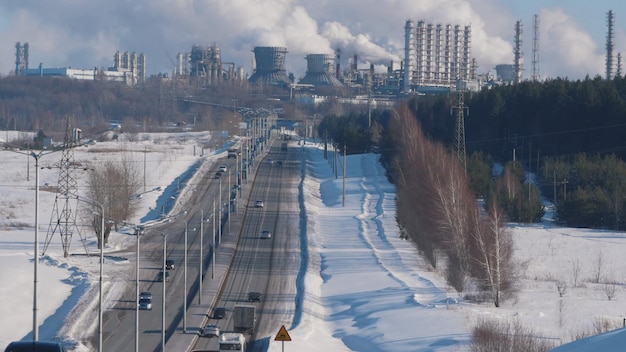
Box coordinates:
[0,75,276,138]
[319,106,517,307]
[407,76,626,230]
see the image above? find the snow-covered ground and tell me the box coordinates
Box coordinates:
[1,131,626,351]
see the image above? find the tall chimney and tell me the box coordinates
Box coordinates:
[336,48,341,79]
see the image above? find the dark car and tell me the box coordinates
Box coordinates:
[166,259,175,270]
[213,307,228,319]
[138,291,152,310]
[139,297,152,310]
[4,341,66,352]
[248,291,262,302]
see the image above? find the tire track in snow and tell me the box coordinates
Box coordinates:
[355,154,447,306]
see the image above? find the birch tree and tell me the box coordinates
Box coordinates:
[471,199,515,307]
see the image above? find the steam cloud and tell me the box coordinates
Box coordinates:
[0,0,613,80]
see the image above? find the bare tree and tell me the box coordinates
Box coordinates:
[86,155,142,247]
[593,250,604,284]
[570,259,582,287]
[603,281,617,301]
[390,104,518,296]
[555,281,567,298]
[471,199,515,307]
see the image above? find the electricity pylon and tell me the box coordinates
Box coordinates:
[42,116,89,257]
[452,90,468,173]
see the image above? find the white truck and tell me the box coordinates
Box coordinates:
[219,332,246,352]
[232,305,256,334]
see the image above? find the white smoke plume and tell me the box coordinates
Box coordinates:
[0,0,616,80]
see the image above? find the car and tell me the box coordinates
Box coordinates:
[166,259,175,270]
[260,230,271,239]
[255,200,264,208]
[139,296,152,310]
[248,291,262,302]
[199,324,220,337]
[156,270,171,282]
[214,172,222,179]
[266,158,274,164]
[4,341,67,352]
[218,165,228,172]
[213,307,228,319]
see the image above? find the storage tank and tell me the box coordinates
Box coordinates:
[248,46,291,86]
[298,54,343,86]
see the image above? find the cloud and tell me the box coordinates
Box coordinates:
[0,1,610,80]
[540,7,604,79]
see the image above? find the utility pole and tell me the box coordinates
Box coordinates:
[452,91,468,172]
[342,144,346,207]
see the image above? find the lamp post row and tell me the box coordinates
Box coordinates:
[134,198,225,352]
[24,139,235,350]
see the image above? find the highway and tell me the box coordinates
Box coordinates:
[95,132,303,351]
[191,139,301,351]
[97,143,252,351]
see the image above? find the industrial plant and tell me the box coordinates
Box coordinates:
[175,44,245,85]
[15,42,148,85]
[248,46,292,87]
[298,54,343,87]
[402,20,475,93]
[10,9,623,98]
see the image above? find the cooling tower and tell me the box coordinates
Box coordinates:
[249,46,291,86]
[298,54,343,86]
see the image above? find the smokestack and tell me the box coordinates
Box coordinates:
[336,48,341,79]
[403,19,414,93]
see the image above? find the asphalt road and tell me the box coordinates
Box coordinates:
[191,139,302,352]
[97,143,255,352]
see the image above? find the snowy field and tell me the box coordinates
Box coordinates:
[1,131,626,351]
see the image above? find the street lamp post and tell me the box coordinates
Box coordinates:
[228,170,232,228]
[198,210,204,305]
[98,204,104,352]
[212,200,216,280]
[135,227,140,352]
[72,194,104,352]
[183,221,188,333]
[219,177,222,244]
[32,152,40,341]
[161,233,167,351]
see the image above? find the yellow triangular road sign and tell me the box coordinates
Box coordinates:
[274,325,292,341]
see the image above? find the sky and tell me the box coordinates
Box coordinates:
[2,130,626,351]
[0,1,625,81]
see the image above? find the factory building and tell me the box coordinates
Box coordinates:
[249,46,292,87]
[15,42,29,76]
[298,54,343,86]
[403,20,474,93]
[495,64,516,84]
[18,45,146,85]
[112,51,147,85]
[175,44,244,84]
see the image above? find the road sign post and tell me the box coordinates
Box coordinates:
[274,325,292,352]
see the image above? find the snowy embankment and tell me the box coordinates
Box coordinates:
[275,145,470,352]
